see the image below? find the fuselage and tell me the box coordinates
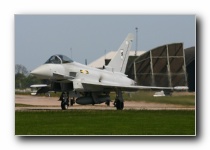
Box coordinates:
[31,61,135,92]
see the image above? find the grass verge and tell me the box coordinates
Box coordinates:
[15,110,195,135]
[111,91,195,106]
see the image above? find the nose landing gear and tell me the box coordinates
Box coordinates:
[60,92,69,110]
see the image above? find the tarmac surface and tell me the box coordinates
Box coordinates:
[15,95,195,111]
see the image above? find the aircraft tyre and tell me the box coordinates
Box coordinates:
[105,100,110,106]
[61,100,69,110]
[115,99,124,110]
[70,99,75,106]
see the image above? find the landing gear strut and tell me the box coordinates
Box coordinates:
[60,92,69,110]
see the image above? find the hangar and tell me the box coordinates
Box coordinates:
[126,43,188,87]
[89,43,195,91]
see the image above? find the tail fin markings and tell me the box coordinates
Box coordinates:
[106,33,134,73]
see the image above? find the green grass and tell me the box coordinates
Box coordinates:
[15,110,195,135]
[15,103,35,107]
[15,91,62,97]
[110,91,195,106]
[15,103,57,107]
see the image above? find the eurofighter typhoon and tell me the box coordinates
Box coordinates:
[31,33,173,110]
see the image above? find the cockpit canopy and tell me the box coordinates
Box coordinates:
[45,55,73,64]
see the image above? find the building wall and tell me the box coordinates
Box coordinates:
[185,47,195,91]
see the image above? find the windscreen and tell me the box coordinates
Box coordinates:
[45,55,73,64]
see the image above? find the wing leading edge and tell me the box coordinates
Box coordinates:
[81,80,173,92]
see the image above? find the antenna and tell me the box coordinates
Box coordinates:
[70,48,73,59]
[85,59,87,65]
[135,27,138,56]
[104,49,106,66]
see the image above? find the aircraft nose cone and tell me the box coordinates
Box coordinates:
[31,65,52,79]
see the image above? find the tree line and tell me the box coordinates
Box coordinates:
[15,64,43,89]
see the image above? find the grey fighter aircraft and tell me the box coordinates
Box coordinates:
[31,33,173,110]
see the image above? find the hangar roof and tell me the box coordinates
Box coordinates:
[88,50,145,68]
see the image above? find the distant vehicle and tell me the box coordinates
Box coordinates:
[31,33,180,110]
[153,90,172,97]
[153,86,188,97]
[153,90,166,97]
[30,84,50,96]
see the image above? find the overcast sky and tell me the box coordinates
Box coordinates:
[15,15,195,71]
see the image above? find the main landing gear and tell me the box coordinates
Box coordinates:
[114,90,124,110]
[114,99,124,110]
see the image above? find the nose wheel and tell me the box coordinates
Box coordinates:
[60,92,69,110]
[61,100,69,110]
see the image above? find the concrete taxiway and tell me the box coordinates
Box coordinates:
[15,95,195,111]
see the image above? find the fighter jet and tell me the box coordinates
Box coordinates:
[31,33,173,110]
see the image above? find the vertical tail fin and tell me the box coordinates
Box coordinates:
[107,33,134,73]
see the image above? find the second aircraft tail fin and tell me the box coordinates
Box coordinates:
[106,33,134,73]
